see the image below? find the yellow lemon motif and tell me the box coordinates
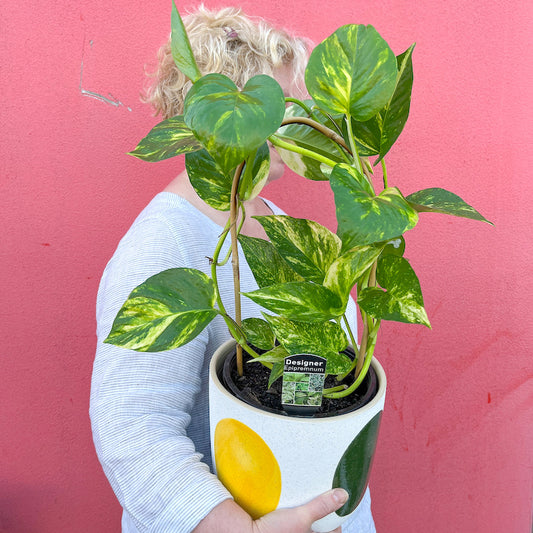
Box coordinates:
[214,418,282,519]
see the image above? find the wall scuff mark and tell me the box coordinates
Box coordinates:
[79,36,132,111]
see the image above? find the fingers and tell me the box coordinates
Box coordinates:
[301,488,348,523]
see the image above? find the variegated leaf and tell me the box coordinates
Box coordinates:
[238,235,303,288]
[170,0,202,81]
[105,268,218,351]
[185,149,232,210]
[375,44,415,163]
[128,116,202,162]
[171,1,202,82]
[184,73,285,174]
[263,314,348,357]
[274,104,346,181]
[324,245,383,303]
[330,163,418,249]
[305,25,398,121]
[268,361,285,388]
[358,255,430,327]
[247,345,288,364]
[324,351,353,375]
[254,216,342,284]
[243,282,345,322]
[238,143,271,202]
[242,317,275,350]
[407,188,493,224]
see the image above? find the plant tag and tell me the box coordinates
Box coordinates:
[281,354,326,416]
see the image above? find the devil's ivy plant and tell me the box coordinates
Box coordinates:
[105,3,491,398]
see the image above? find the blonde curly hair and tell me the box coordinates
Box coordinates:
[142,4,310,119]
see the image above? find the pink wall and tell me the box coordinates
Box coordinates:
[1,0,531,531]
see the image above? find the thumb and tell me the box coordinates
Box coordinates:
[300,488,349,522]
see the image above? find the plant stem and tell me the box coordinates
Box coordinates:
[381,158,388,189]
[345,114,363,175]
[230,163,245,376]
[284,97,314,117]
[323,384,347,395]
[336,314,360,381]
[268,135,338,168]
[280,116,352,154]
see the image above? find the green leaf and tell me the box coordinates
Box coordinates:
[305,25,398,121]
[268,362,285,388]
[128,116,202,162]
[184,73,285,174]
[357,255,430,327]
[263,314,348,357]
[333,412,382,516]
[274,103,346,181]
[238,143,271,202]
[248,345,288,364]
[241,318,275,350]
[350,115,382,157]
[324,351,353,375]
[381,236,405,257]
[255,216,342,284]
[324,245,383,304]
[171,1,202,82]
[406,188,493,224]
[104,268,218,351]
[185,149,232,210]
[330,163,419,249]
[243,282,345,322]
[238,235,303,288]
[375,44,415,163]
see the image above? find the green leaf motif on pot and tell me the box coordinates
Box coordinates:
[358,255,431,327]
[254,215,342,284]
[238,235,303,288]
[305,25,398,121]
[263,314,348,359]
[186,149,232,210]
[243,282,345,322]
[330,163,418,249]
[333,412,382,516]
[324,245,384,304]
[104,268,218,351]
[406,188,493,224]
[171,1,202,82]
[184,73,285,174]
[241,318,275,350]
[128,116,202,162]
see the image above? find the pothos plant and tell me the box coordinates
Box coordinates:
[105,3,491,401]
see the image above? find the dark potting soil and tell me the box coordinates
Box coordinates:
[227,351,375,417]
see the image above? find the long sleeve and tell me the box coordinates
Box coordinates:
[90,201,232,532]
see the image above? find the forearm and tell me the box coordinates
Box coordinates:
[193,500,254,533]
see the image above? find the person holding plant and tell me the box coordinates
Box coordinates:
[90,6,376,532]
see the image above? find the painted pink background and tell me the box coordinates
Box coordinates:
[1,0,531,531]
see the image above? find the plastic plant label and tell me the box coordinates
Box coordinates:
[281,354,326,416]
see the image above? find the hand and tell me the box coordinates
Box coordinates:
[193,488,348,533]
[252,488,348,533]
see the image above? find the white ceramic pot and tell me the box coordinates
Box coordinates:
[209,339,386,532]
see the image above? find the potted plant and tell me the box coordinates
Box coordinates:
[105,3,491,531]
